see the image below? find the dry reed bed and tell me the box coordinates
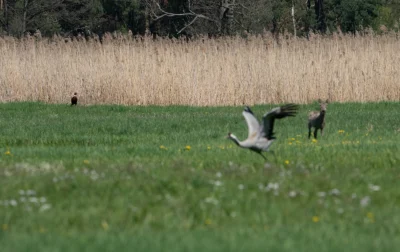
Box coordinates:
[0,33,399,106]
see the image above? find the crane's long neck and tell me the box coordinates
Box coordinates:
[228,134,243,147]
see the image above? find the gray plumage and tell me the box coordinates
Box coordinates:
[227,104,299,160]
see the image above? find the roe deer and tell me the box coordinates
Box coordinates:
[308,99,328,139]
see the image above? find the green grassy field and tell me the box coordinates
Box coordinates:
[0,102,399,252]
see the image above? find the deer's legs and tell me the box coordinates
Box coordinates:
[313,128,318,139]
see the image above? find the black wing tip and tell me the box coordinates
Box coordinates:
[282,103,299,115]
[282,103,299,109]
[244,106,254,115]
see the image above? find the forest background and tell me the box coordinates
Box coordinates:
[1,0,400,39]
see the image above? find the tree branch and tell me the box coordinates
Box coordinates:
[148,0,220,34]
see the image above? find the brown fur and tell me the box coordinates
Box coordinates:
[308,99,328,139]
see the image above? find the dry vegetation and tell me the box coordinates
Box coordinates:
[0,32,399,106]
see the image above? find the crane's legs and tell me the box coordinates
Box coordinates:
[258,152,267,161]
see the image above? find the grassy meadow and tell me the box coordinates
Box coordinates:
[0,101,400,251]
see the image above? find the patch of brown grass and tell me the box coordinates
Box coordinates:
[0,32,399,106]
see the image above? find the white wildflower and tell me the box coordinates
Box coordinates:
[213,180,223,187]
[39,204,51,212]
[264,163,272,169]
[204,197,219,205]
[360,196,371,208]
[26,190,36,196]
[29,197,38,203]
[10,199,18,206]
[238,184,245,190]
[40,197,46,203]
[351,193,357,199]
[330,188,341,196]
[19,190,25,195]
[216,172,222,178]
[90,170,99,181]
[288,191,297,198]
[368,184,380,192]
[266,182,279,191]
[317,192,326,197]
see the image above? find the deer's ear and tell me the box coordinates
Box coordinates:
[318,99,322,103]
[326,99,329,103]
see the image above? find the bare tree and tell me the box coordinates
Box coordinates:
[146,0,245,36]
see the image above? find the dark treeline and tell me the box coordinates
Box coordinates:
[0,0,399,39]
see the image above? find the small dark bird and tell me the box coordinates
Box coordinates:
[71,92,78,106]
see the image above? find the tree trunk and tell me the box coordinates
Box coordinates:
[220,0,235,35]
[3,0,8,34]
[291,1,296,37]
[315,0,326,33]
[22,0,28,34]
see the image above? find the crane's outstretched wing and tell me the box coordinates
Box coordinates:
[261,104,299,139]
[242,106,261,139]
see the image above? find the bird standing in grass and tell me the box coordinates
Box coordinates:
[71,92,78,106]
[227,104,299,160]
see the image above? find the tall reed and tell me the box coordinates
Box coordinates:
[0,32,399,106]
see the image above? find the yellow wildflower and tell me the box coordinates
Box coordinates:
[185,145,191,151]
[312,139,317,143]
[39,227,46,233]
[2,224,8,231]
[207,146,211,150]
[5,150,11,155]
[338,130,345,134]
[205,219,212,226]
[284,160,290,165]
[83,160,90,164]
[290,138,295,141]
[159,145,167,150]
[288,142,293,145]
[312,216,320,223]
[366,212,375,223]
[101,220,109,230]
